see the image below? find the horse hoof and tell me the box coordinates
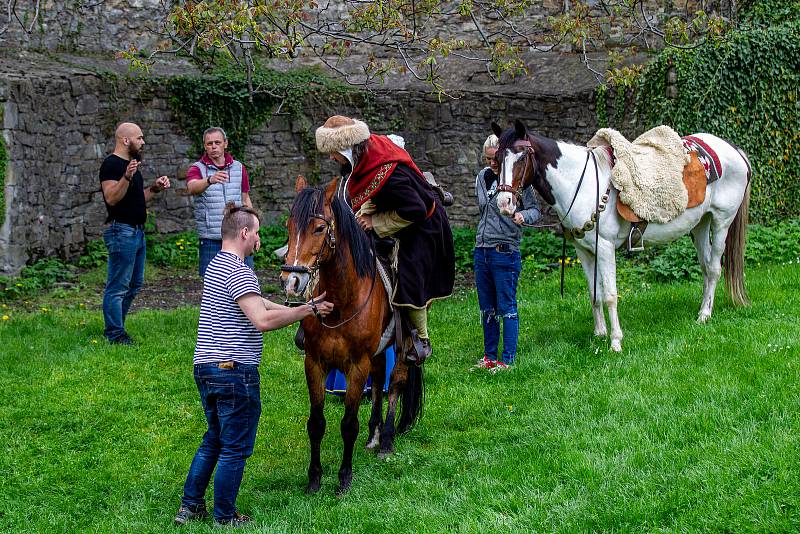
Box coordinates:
[594,330,608,338]
[336,481,351,497]
[365,430,381,450]
[697,312,711,323]
[305,482,321,495]
[610,340,622,352]
[377,447,394,459]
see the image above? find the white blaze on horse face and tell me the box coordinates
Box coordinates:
[497,149,525,216]
[292,232,301,265]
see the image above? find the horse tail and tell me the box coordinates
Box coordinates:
[396,364,424,434]
[723,159,750,307]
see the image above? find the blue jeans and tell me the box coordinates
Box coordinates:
[182,362,261,522]
[474,247,521,364]
[199,239,254,277]
[102,223,146,341]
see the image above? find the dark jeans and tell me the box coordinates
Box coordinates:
[182,362,261,522]
[199,239,254,277]
[474,247,521,364]
[102,222,146,341]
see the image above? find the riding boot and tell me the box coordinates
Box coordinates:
[294,325,305,351]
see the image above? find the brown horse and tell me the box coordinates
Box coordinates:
[280,176,423,495]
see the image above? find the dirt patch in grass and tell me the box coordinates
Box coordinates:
[10,267,475,312]
[134,270,475,310]
[132,269,286,310]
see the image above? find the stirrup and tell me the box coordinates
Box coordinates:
[627,225,644,252]
[406,328,431,365]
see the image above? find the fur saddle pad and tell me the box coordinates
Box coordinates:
[588,126,690,223]
[617,151,708,223]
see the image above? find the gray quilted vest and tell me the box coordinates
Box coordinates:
[192,160,245,239]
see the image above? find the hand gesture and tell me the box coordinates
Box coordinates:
[209,170,229,185]
[124,159,139,180]
[156,176,171,191]
[308,291,334,317]
[357,214,373,231]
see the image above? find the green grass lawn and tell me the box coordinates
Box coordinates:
[1,264,799,533]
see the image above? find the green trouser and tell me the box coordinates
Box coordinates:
[407,307,429,339]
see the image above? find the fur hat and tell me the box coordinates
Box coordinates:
[315,115,371,153]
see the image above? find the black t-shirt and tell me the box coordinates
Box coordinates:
[99,154,146,225]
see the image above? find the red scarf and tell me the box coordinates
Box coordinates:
[347,135,425,210]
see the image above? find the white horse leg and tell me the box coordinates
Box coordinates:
[574,244,607,337]
[691,215,714,322]
[696,218,731,323]
[596,238,623,352]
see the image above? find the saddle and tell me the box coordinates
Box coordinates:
[422,171,454,207]
[617,151,708,223]
[615,151,707,251]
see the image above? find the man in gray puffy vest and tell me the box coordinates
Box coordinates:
[186,127,256,277]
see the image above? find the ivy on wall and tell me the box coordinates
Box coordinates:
[166,66,353,164]
[598,0,800,221]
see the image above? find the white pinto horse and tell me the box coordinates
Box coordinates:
[491,120,751,352]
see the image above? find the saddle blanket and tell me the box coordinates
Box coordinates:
[326,346,396,396]
[683,135,722,184]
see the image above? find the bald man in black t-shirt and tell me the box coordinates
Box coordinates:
[99,122,171,344]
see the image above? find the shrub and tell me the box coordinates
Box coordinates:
[147,232,199,269]
[451,226,477,273]
[746,219,800,265]
[77,239,108,269]
[520,230,565,270]
[254,222,289,270]
[0,258,76,301]
[634,237,702,283]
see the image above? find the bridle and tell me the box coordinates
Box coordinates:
[281,213,336,282]
[280,212,379,329]
[495,137,535,198]
[281,213,336,319]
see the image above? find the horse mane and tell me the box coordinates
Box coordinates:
[290,186,375,279]
[496,126,521,155]
[497,125,561,161]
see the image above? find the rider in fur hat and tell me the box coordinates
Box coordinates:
[315,115,455,362]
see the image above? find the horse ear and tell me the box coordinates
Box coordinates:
[324,176,339,202]
[514,119,527,139]
[491,122,503,138]
[295,175,308,193]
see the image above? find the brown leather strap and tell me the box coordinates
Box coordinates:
[394,307,404,362]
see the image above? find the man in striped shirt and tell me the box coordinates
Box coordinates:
[175,204,333,527]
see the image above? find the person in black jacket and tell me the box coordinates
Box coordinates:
[315,115,455,362]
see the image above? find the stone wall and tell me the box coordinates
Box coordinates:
[0,51,608,273]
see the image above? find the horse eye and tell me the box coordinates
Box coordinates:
[313,224,326,234]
